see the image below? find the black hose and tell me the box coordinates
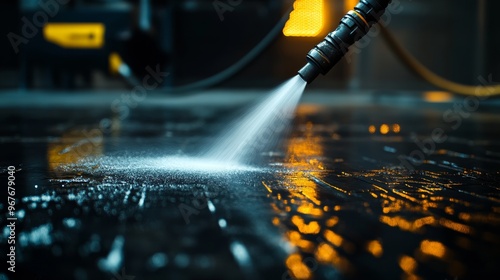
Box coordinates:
[120,4,293,93]
[298,0,392,83]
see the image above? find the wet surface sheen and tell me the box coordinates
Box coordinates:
[1,93,500,280]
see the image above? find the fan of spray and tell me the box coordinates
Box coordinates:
[204,75,307,164]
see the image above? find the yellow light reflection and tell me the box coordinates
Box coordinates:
[366,240,383,258]
[271,105,352,279]
[292,216,321,234]
[368,125,376,134]
[47,129,103,172]
[423,91,453,103]
[314,242,351,272]
[380,124,390,135]
[459,212,500,224]
[262,181,272,193]
[283,0,325,37]
[291,176,322,205]
[297,203,323,216]
[444,206,454,215]
[315,242,336,262]
[286,253,312,279]
[324,229,343,247]
[438,218,472,234]
[392,124,401,133]
[399,255,417,273]
[326,217,339,227]
[420,240,446,258]
[379,215,436,232]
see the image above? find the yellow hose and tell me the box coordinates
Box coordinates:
[379,24,500,97]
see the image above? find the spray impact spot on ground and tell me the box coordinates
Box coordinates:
[55,76,305,177]
[58,155,264,181]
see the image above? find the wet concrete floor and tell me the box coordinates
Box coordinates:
[1,90,500,280]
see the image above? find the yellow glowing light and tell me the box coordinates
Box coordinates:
[297,203,323,216]
[379,215,436,232]
[326,217,339,227]
[272,106,330,279]
[262,181,273,193]
[368,125,376,134]
[44,23,105,49]
[458,213,471,221]
[292,177,322,205]
[287,230,302,243]
[459,212,500,224]
[297,240,316,252]
[283,0,325,37]
[413,216,436,228]
[380,124,390,135]
[47,129,103,172]
[392,124,401,133]
[315,242,336,262]
[423,91,453,103]
[286,253,312,280]
[315,242,351,272]
[366,240,383,258]
[296,105,321,115]
[286,229,315,252]
[292,216,321,234]
[438,218,472,234]
[324,229,343,247]
[344,0,358,13]
[398,255,417,273]
[109,52,123,75]
[420,240,446,258]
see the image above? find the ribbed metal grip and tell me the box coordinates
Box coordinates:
[298,0,392,83]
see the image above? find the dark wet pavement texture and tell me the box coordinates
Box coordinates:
[1,91,500,280]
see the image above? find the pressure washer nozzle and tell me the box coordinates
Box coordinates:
[298,62,320,84]
[297,0,392,84]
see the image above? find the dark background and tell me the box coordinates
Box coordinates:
[1,0,499,91]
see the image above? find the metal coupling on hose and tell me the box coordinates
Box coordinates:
[298,0,392,83]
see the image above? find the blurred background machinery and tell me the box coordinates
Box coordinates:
[1,0,499,91]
